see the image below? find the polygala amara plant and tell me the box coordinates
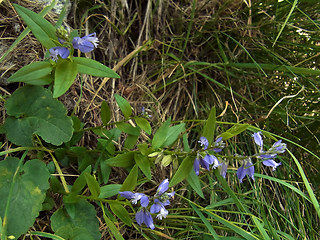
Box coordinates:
[0,2,319,240]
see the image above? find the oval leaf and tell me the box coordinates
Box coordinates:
[152,118,171,150]
[120,164,138,192]
[99,184,122,198]
[13,4,56,49]
[109,202,132,226]
[114,94,132,119]
[73,57,120,78]
[84,173,100,198]
[202,107,216,145]
[220,124,249,140]
[135,117,151,135]
[105,152,134,168]
[7,61,53,85]
[169,156,194,188]
[101,101,111,125]
[53,59,78,98]
[134,153,151,180]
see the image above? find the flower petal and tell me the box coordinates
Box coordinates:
[119,191,134,199]
[157,179,169,195]
[194,158,200,176]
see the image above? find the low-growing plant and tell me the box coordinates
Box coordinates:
[0,2,319,240]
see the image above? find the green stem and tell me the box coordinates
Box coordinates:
[49,152,69,193]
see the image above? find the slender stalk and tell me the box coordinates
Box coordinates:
[49,152,69,193]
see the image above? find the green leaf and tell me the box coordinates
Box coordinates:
[105,152,134,168]
[114,94,132,119]
[84,173,100,198]
[70,147,94,172]
[220,124,249,140]
[4,85,73,146]
[53,59,78,98]
[13,4,56,49]
[100,101,111,125]
[162,123,185,147]
[135,153,151,180]
[116,122,140,136]
[120,164,138,192]
[202,107,216,145]
[99,184,122,198]
[152,118,171,150]
[124,134,139,149]
[169,156,194,187]
[0,157,50,238]
[135,117,151,135]
[187,169,204,199]
[73,57,120,78]
[7,61,53,85]
[51,199,100,240]
[71,172,87,195]
[102,214,125,240]
[109,202,132,226]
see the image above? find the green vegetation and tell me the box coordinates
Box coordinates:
[0,0,319,239]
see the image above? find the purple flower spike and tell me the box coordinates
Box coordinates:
[49,47,69,61]
[237,161,255,183]
[136,209,155,229]
[194,157,200,176]
[253,131,263,149]
[157,179,169,195]
[199,136,209,150]
[72,32,99,53]
[263,159,281,171]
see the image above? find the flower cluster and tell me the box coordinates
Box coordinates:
[253,131,286,171]
[49,28,99,61]
[194,136,226,176]
[194,132,287,183]
[119,179,174,229]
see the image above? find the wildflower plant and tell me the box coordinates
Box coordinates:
[0,2,319,240]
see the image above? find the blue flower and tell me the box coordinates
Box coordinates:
[119,191,149,207]
[237,160,254,183]
[252,131,263,150]
[72,32,99,53]
[150,179,174,220]
[213,137,225,153]
[49,47,69,61]
[136,208,155,229]
[199,136,209,150]
[262,159,281,171]
[210,155,222,169]
[271,140,286,154]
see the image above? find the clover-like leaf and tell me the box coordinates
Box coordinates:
[4,85,73,146]
[0,157,50,238]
